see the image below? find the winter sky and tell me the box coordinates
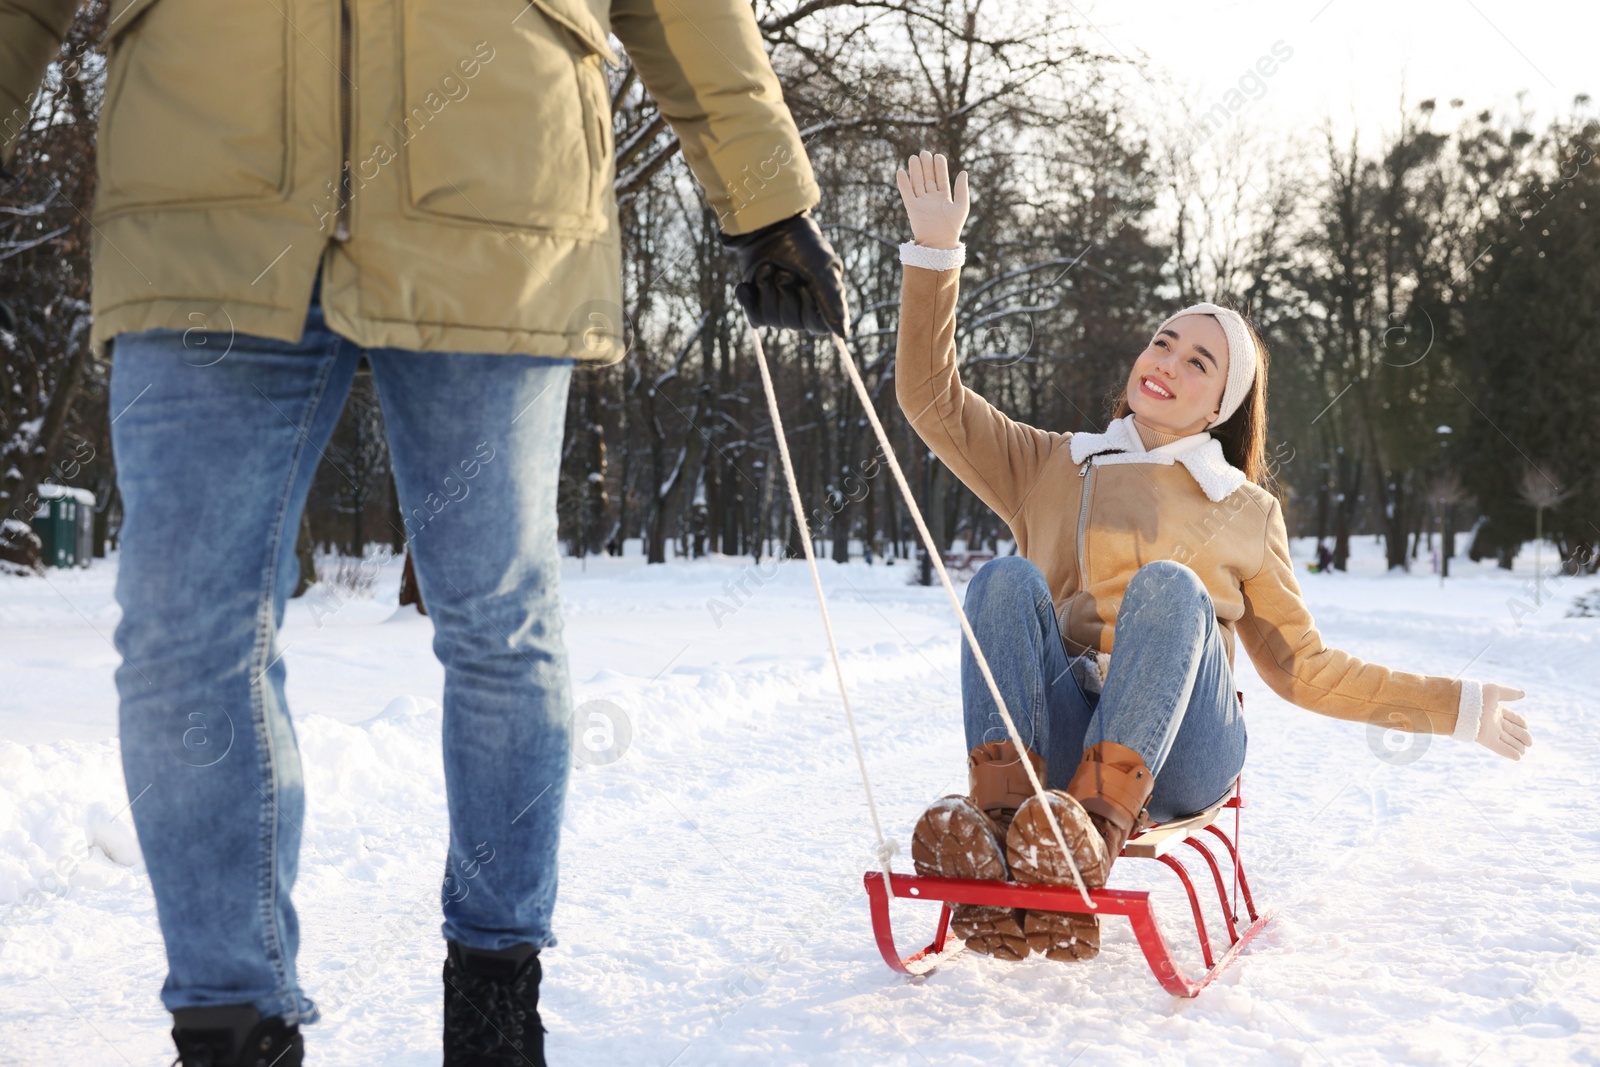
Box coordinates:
[1082,0,1592,143]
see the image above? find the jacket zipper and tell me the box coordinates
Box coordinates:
[1076,455,1095,586]
[333,0,353,242]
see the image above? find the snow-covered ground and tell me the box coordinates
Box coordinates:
[1,537,1597,1066]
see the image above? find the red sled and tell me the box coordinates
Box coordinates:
[865,694,1272,997]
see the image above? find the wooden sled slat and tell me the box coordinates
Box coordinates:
[1122,779,1240,859]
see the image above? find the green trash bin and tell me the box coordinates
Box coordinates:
[32,483,95,568]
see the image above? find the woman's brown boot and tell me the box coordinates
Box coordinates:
[965,740,1046,837]
[1004,741,1155,961]
[908,741,1045,961]
[1065,741,1155,871]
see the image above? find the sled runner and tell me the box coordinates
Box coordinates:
[863,754,1273,997]
[747,328,1272,1001]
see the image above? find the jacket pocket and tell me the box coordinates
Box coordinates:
[95,0,291,218]
[399,0,613,236]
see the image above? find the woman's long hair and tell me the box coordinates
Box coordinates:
[1106,309,1272,487]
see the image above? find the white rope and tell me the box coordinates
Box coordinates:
[828,332,1094,908]
[746,322,1093,909]
[748,327,898,885]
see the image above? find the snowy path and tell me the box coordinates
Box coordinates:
[1,541,1597,1066]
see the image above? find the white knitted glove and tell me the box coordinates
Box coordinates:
[1476,682,1532,760]
[895,151,969,250]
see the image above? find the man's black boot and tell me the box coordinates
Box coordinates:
[170,1005,303,1067]
[443,941,545,1067]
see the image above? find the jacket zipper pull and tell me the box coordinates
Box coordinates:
[1079,458,1092,477]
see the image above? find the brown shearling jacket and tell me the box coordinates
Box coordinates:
[894,262,1481,739]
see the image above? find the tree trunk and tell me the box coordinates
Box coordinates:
[94,482,117,558]
[1443,505,1457,566]
[387,471,406,552]
[398,549,427,614]
[831,491,851,565]
[1332,452,1361,571]
[293,511,317,598]
[1440,503,1453,579]
[1314,477,1331,542]
[583,372,610,557]
[783,500,804,559]
[647,497,669,564]
[3,338,93,569]
[1380,465,1410,572]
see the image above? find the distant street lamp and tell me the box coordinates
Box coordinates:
[1430,426,1464,586]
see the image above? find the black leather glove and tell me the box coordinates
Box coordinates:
[720,210,850,338]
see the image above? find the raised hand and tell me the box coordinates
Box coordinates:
[895,150,970,250]
[1476,683,1532,760]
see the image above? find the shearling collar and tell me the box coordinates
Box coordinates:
[1068,414,1248,503]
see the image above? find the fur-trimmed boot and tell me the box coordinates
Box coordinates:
[909,741,1046,960]
[1004,741,1155,961]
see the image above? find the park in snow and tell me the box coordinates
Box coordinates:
[1,536,1597,1066]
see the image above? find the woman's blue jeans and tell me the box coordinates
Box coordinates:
[110,276,574,1023]
[961,557,1247,824]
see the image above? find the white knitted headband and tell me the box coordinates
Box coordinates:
[1153,303,1258,429]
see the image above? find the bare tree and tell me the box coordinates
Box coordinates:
[0,1,109,571]
[1517,463,1574,603]
[323,372,390,558]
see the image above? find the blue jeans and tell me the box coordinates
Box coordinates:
[961,557,1247,824]
[110,275,575,1022]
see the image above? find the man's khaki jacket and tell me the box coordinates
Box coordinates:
[0,0,819,361]
[895,263,1481,740]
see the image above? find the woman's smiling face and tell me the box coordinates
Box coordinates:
[1126,313,1230,436]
